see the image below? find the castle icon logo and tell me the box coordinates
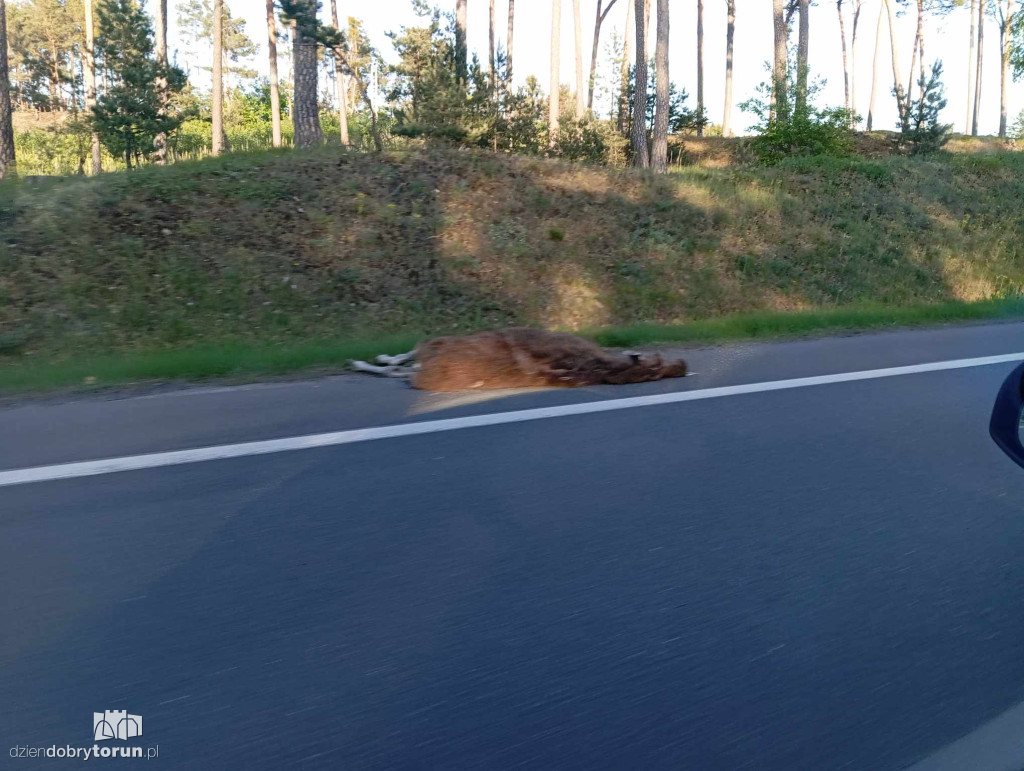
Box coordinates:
[93,711,143,741]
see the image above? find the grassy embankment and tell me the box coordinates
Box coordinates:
[1,134,1023,392]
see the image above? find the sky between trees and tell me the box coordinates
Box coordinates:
[153,0,1019,137]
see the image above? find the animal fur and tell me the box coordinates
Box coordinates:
[350,328,688,392]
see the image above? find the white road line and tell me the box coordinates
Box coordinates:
[2,352,1023,488]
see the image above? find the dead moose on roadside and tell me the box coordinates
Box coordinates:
[351,328,689,392]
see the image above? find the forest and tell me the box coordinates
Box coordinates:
[1,0,1024,388]
[0,0,1021,177]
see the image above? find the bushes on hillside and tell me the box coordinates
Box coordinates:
[740,65,853,165]
[15,119,100,174]
[1011,110,1024,140]
[897,62,952,155]
[553,114,627,165]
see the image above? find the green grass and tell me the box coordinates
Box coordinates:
[4,297,1023,394]
[0,333,422,393]
[2,141,1023,392]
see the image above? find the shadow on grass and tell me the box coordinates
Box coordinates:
[2,144,1024,393]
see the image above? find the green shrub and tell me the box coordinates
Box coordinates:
[747,107,853,165]
[553,115,627,166]
[1010,110,1024,140]
[392,123,468,143]
[898,62,952,155]
[740,62,853,165]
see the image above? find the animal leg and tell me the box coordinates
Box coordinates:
[375,351,415,366]
[351,360,414,378]
[540,367,595,387]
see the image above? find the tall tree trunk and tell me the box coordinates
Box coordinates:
[329,0,349,145]
[573,0,584,113]
[867,0,885,130]
[723,0,735,137]
[83,0,101,172]
[998,0,1016,137]
[51,48,62,110]
[629,0,648,166]
[549,0,561,144]
[211,0,225,155]
[838,0,850,118]
[850,0,861,127]
[651,0,668,170]
[489,0,496,90]
[153,0,168,164]
[917,27,925,101]
[796,0,809,113]
[348,45,382,150]
[907,0,923,101]
[292,16,323,148]
[973,0,984,135]
[45,39,58,108]
[643,0,651,60]
[772,0,787,120]
[883,0,907,126]
[455,0,467,83]
[967,0,977,133]
[587,0,618,111]
[617,0,633,132]
[0,0,14,179]
[265,0,283,147]
[359,80,383,151]
[507,0,515,83]
[696,0,704,135]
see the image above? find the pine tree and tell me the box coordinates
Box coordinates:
[329,0,349,145]
[772,0,787,121]
[723,0,735,137]
[264,0,282,147]
[506,0,514,82]
[796,0,810,113]
[153,0,168,163]
[651,0,668,170]
[629,0,647,165]
[84,0,102,172]
[996,0,1017,137]
[695,0,703,135]
[10,0,79,111]
[0,0,15,179]
[211,0,224,154]
[1011,109,1024,138]
[176,0,259,84]
[455,0,466,82]
[549,0,560,144]
[277,0,328,148]
[898,61,952,154]
[587,0,618,111]
[90,0,186,168]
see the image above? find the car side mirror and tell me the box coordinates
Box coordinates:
[990,361,1024,470]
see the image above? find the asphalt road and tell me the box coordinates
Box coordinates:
[4,322,1024,770]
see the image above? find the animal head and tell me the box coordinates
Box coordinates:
[659,358,688,378]
[604,352,686,384]
[627,352,687,377]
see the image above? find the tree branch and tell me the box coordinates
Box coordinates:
[599,0,619,25]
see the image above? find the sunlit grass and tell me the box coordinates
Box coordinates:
[1,142,1023,394]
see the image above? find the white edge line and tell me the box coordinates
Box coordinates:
[3,352,1023,489]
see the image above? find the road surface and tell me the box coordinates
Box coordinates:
[3,321,1024,770]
